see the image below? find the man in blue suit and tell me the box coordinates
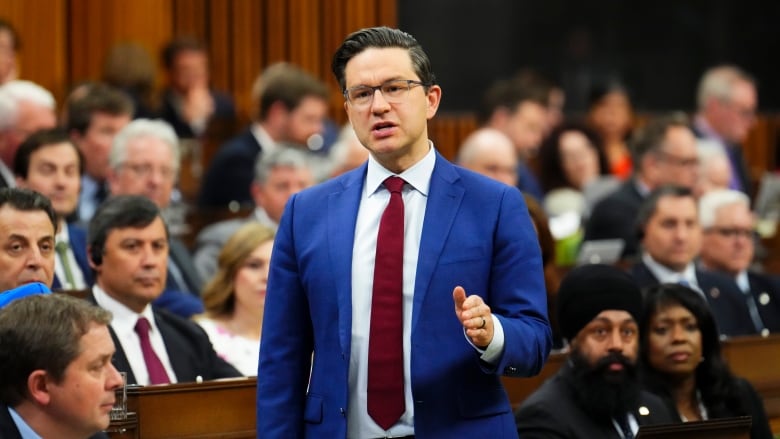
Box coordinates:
[14,128,93,290]
[256,27,552,438]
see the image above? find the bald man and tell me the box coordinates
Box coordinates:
[457,128,518,187]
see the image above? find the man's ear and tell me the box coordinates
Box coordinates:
[87,245,102,270]
[27,370,52,406]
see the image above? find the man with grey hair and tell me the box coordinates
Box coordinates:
[699,189,780,333]
[695,139,733,198]
[693,65,757,195]
[456,128,518,187]
[193,147,314,280]
[107,119,203,318]
[0,80,57,188]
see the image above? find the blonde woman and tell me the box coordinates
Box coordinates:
[196,222,274,376]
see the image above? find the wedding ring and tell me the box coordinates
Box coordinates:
[479,317,486,329]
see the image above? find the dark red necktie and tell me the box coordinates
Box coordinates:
[367,176,406,429]
[134,317,171,385]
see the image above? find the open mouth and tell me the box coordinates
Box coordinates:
[371,121,397,137]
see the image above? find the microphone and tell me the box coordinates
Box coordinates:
[0,282,52,308]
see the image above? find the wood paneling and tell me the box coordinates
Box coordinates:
[3,0,395,123]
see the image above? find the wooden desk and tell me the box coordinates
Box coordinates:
[107,377,256,439]
[501,352,567,409]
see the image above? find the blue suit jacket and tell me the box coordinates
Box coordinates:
[52,223,94,290]
[256,153,552,438]
[197,128,261,208]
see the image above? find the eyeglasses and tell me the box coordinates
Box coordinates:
[343,79,426,107]
[657,150,699,168]
[120,163,176,180]
[706,227,757,240]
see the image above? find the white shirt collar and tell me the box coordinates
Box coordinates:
[642,252,699,287]
[251,124,278,154]
[55,220,70,245]
[736,270,750,293]
[365,142,435,198]
[92,284,157,334]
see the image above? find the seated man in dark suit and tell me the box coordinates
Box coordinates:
[198,62,329,209]
[630,185,757,336]
[584,113,699,260]
[699,189,780,334]
[0,293,121,439]
[14,128,93,290]
[515,264,675,438]
[158,37,236,140]
[86,195,240,385]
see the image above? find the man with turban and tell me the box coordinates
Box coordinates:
[515,264,675,438]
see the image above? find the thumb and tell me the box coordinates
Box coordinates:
[452,286,466,312]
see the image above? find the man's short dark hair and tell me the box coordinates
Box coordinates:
[87,195,168,266]
[630,112,691,167]
[636,185,695,240]
[0,294,112,406]
[0,19,20,51]
[254,63,329,121]
[13,127,85,179]
[0,187,57,233]
[478,77,549,124]
[64,82,134,135]
[161,36,207,70]
[331,26,436,92]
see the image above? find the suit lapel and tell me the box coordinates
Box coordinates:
[413,155,464,331]
[154,310,194,382]
[107,325,137,385]
[328,166,365,354]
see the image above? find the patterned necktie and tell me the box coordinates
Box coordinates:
[55,241,77,289]
[134,317,171,385]
[367,176,405,429]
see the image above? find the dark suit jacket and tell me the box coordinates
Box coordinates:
[158,88,237,139]
[87,292,239,385]
[0,403,109,439]
[197,129,261,208]
[515,362,675,438]
[692,125,751,195]
[256,154,552,438]
[631,262,757,336]
[649,378,773,439]
[52,223,94,290]
[584,179,645,259]
[747,271,780,332]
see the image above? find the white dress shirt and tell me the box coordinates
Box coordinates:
[93,285,178,385]
[347,145,505,438]
[642,253,703,296]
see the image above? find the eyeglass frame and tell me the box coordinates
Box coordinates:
[704,226,758,240]
[342,79,429,107]
[118,162,177,181]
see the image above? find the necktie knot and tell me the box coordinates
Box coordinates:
[55,241,69,254]
[135,317,151,335]
[384,176,405,194]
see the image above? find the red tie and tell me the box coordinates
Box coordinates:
[134,317,171,385]
[367,176,406,429]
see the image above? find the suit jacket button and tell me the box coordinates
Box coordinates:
[759,292,770,305]
[340,408,346,416]
[505,366,517,374]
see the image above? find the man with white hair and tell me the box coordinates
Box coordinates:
[699,189,780,333]
[0,80,57,187]
[108,119,204,318]
[693,65,757,195]
[457,128,518,187]
[695,140,733,198]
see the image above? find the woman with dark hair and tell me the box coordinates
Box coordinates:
[639,283,772,439]
[538,121,610,194]
[586,82,635,179]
